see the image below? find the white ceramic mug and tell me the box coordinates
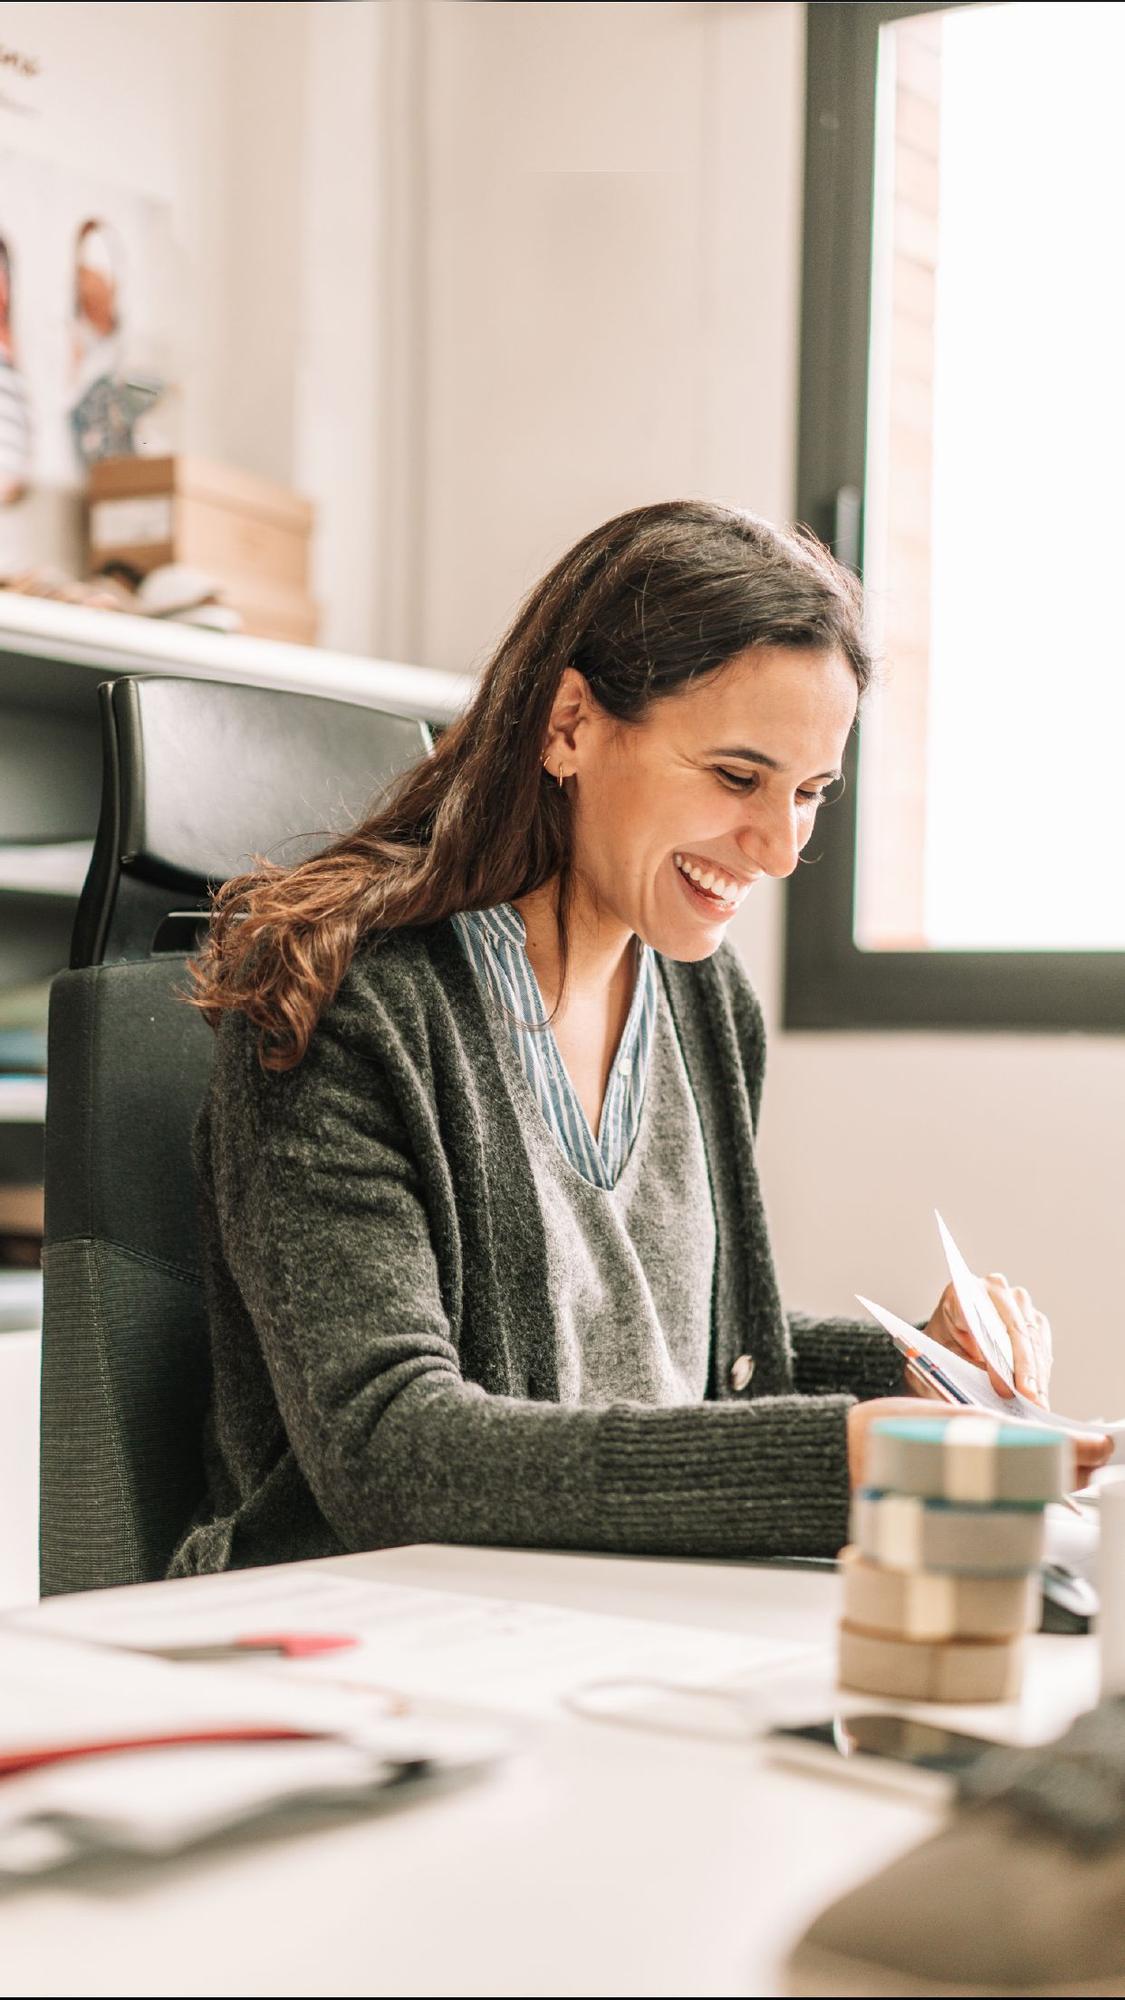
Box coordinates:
[1098,1471,1125,1698]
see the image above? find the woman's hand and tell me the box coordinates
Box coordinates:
[922,1273,1052,1406]
[847,1396,1114,1492]
[846,1398,978,1489]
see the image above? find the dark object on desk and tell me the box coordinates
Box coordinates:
[787,1697,1125,1996]
[39,675,431,1597]
[756,1555,839,1574]
[770,1712,995,1779]
[1039,1561,1098,1635]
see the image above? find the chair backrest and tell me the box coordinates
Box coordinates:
[40,674,430,1595]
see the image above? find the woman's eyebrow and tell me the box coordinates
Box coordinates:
[708,745,842,783]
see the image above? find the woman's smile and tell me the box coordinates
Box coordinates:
[672,849,758,917]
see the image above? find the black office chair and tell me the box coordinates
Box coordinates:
[40,674,431,1595]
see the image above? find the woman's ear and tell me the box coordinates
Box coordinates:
[542,667,595,781]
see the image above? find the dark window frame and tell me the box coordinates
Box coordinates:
[785,0,1125,1033]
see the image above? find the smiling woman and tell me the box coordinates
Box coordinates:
[173,500,1106,1580]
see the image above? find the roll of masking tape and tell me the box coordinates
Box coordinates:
[839,1621,1024,1703]
[867,1415,1071,1507]
[851,1490,1048,1576]
[840,1546,1039,1641]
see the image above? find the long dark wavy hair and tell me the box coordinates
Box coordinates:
[188,499,871,1070]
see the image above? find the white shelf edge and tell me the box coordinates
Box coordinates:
[0,590,474,725]
[0,1078,47,1123]
[0,1270,42,1336]
[0,842,93,898]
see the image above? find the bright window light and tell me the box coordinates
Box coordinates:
[856,0,1125,952]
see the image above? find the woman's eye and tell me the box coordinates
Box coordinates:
[716,768,830,808]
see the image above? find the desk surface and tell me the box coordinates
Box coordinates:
[0,1544,1099,2000]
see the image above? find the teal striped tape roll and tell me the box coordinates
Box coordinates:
[867,1415,1071,1505]
[852,1489,1048,1576]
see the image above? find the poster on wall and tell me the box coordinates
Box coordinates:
[0,150,180,573]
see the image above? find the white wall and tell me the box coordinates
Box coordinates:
[292,1,385,658]
[397,0,805,677]
[394,0,1125,1421]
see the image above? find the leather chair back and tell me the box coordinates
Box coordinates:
[40,674,430,1593]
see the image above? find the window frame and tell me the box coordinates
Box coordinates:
[785,0,1125,1033]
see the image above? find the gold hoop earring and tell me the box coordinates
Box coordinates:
[557,765,566,788]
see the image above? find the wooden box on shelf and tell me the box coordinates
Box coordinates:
[0,1184,43,1239]
[86,454,318,646]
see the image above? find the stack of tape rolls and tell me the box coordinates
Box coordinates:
[839,1414,1073,1702]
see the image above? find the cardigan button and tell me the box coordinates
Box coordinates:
[729,1354,755,1393]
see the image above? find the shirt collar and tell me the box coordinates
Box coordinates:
[466,903,654,1021]
[469,902,528,950]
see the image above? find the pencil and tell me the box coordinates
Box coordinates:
[902,1345,973,1406]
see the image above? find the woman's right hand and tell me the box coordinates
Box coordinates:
[845,1396,1113,1491]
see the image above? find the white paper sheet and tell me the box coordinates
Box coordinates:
[23,1569,823,1719]
[935,1209,1016,1388]
[0,1629,378,1759]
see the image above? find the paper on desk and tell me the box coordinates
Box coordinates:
[0,1629,378,1766]
[0,1740,413,1872]
[935,1210,1016,1388]
[23,1569,825,1720]
[856,1292,1125,1461]
[0,1631,503,1876]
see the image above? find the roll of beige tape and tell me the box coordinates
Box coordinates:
[851,1490,1047,1575]
[839,1621,1024,1702]
[840,1546,1039,1641]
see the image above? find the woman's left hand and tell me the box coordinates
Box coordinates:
[922,1274,1053,1408]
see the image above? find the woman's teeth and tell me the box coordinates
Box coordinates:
[673,852,748,908]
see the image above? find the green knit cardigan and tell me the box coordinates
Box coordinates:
[170,923,903,1576]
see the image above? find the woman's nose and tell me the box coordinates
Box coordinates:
[738,800,803,880]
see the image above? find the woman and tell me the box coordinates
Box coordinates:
[174,501,1106,1577]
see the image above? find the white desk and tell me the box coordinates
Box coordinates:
[0,1545,1099,2000]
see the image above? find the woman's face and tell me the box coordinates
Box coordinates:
[559,646,858,960]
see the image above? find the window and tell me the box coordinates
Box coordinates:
[786,0,1125,1029]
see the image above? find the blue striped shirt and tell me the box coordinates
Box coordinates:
[450,903,657,1190]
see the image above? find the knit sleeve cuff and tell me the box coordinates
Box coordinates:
[593,1393,854,1561]
[788,1311,906,1402]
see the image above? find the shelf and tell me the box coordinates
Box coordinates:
[0,590,472,725]
[0,843,92,898]
[0,1078,47,1124]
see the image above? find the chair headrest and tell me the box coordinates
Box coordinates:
[72,675,432,966]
